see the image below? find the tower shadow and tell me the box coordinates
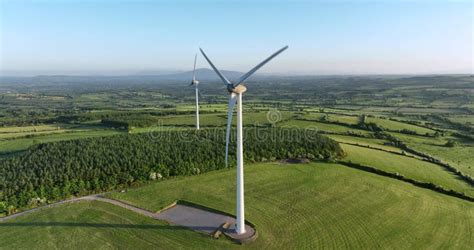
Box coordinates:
[0,222,217,231]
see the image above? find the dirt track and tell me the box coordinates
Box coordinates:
[0,194,257,242]
[0,194,159,222]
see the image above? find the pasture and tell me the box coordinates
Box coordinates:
[3,162,471,248]
[341,144,474,197]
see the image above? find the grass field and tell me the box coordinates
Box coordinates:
[1,162,472,249]
[303,113,360,125]
[0,124,61,133]
[0,201,230,249]
[154,111,293,127]
[399,140,474,177]
[106,162,474,248]
[386,132,474,177]
[0,130,124,155]
[365,117,435,134]
[279,119,371,135]
[0,129,70,139]
[448,115,474,127]
[326,134,412,155]
[156,113,227,126]
[341,144,474,196]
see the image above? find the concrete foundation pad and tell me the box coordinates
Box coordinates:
[156,203,257,243]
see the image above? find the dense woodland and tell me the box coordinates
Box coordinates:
[0,128,342,213]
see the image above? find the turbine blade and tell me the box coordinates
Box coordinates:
[225,92,237,167]
[193,53,197,81]
[234,45,288,87]
[199,48,232,86]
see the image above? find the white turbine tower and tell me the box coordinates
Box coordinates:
[190,54,200,130]
[200,46,288,235]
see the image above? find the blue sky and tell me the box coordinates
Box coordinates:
[0,0,472,75]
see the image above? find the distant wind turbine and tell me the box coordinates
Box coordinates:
[190,54,200,130]
[199,46,288,235]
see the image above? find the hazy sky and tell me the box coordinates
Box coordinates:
[1,0,473,76]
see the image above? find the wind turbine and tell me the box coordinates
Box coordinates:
[190,54,200,130]
[200,46,288,235]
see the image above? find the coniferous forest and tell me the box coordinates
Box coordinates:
[0,128,343,212]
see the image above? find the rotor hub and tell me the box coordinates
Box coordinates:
[231,84,247,94]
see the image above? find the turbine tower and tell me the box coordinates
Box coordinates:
[190,54,200,130]
[200,46,288,234]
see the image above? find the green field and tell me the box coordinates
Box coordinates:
[303,112,360,125]
[2,162,471,248]
[341,144,474,196]
[365,117,435,134]
[154,111,293,127]
[0,201,230,249]
[0,124,62,133]
[398,139,474,177]
[279,119,371,135]
[0,130,124,155]
[326,134,409,154]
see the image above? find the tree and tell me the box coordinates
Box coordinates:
[445,140,457,147]
[0,201,6,213]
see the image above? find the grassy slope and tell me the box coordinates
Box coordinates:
[279,119,371,135]
[100,162,474,249]
[1,164,473,248]
[326,134,410,154]
[0,125,61,133]
[389,132,474,177]
[155,111,293,127]
[341,144,474,196]
[302,113,360,125]
[157,113,227,126]
[0,201,230,249]
[0,130,123,155]
[366,117,435,134]
[410,144,474,177]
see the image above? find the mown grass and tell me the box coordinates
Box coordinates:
[341,144,474,196]
[279,119,371,135]
[0,124,61,133]
[303,113,360,125]
[107,162,473,249]
[326,134,411,155]
[2,162,472,249]
[0,130,124,155]
[156,113,226,127]
[365,117,435,134]
[400,140,474,177]
[387,132,474,177]
[0,129,70,139]
[0,201,230,249]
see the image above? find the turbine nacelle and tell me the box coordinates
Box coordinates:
[191,80,200,86]
[229,84,247,94]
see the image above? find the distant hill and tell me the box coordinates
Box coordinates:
[0,68,254,86]
[159,68,246,82]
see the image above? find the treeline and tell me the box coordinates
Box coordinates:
[0,128,343,214]
[339,161,474,202]
[378,132,474,186]
[101,114,158,129]
[54,110,205,124]
[297,114,435,137]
